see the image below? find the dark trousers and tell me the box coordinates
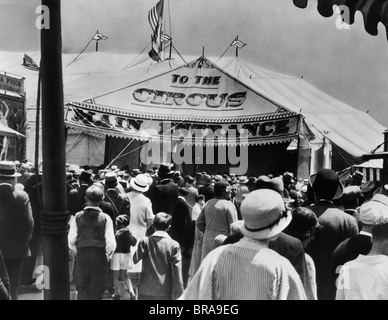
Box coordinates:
[4,258,24,300]
[21,233,42,285]
[76,248,108,300]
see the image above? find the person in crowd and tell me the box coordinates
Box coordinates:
[282,171,295,199]
[68,185,116,300]
[336,217,388,300]
[0,161,34,300]
[101,171,130,221]
[348,171,364,187]
[283,207,322,300]
[230,184,242,220]
[67,171,93,216]
[358,180,380,207]
[126,173,154,293]
[196,180,238,262]
[170,187,192,287]
[332,193,388,284]
[187,194,205,282]
[17,163,32,187]
[110,215,137,300]
[197,174,215,202]
[133,212,184,300]
[20,172,43,286]
[234,175,249,210]
[306,168,359,300]
[151,164,179,215]
[180,189,306,300]
[0,249,9,300]
[333,185,362,229]
[183,175,198,211]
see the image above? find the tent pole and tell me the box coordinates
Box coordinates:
[40,0,69,300]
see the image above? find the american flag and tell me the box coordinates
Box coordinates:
[22,53,39,71]
[231,38,247,49]
[148,0,164,36]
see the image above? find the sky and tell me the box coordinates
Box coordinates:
[1,0,388,128]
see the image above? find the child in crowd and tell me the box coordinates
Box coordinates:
[111,215,137,300]
[133,212,184,300]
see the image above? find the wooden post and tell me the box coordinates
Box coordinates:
[41,0,69,300]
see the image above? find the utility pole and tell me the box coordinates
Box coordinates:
[40,0,69,300]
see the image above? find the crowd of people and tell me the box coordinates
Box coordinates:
[0,158,388,300]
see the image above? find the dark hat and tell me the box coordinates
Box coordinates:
[309,168,343,200]
[104,171,118,188]
[158,164,174,178]
[79,171,92,182]
[214,180,230,196]
[255,175,284,196]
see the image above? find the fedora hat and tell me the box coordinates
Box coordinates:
[309,168,343,200]
[130,173,150,192]
[255,175,284,196]
[240,189,292,240]
[214,180,230,196]
[0,161,21,178]
[157,164,174,178]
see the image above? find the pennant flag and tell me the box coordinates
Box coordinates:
[161,32,172,43]
[92,32,108,41]
[22,53,39,71]
[231,38,247,49]
[148,46,161,62]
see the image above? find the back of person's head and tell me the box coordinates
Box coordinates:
[284,207,321,242]
[153,212,172,231]
[116,214,130,228]
[371,217,388,242]
[85,185,104,204]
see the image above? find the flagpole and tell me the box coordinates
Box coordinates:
[96,30,99,52]
[236,35,238,57]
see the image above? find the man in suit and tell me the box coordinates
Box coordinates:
[151,164,179,215]
[306,168,359,300]
[170,187,192,287]
[0,161,34,300]
[197,174,214,202]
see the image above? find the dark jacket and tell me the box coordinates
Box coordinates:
[152,179,179,215]
[0,184,34,259]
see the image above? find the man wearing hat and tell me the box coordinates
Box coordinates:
[67,171,93,216]
[197,174,215,202]
[0,161,34,300]
[196,181,238,262]
[151,164,179,215]
[183,175,198,210]
[332,193,388,283]
[102,171,130,220]
[180,189,306,300]
[306,168,359,300]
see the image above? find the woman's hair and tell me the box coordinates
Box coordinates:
[284,207,320,241]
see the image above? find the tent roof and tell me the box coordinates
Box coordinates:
[0,50,385,158]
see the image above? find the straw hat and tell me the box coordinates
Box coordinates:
[0,161,21,177]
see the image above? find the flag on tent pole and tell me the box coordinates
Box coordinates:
[148,0,164,62]
[231,37,247,49]
[22,53,39,71]
[161,32,172,43]
[92,32,108,41]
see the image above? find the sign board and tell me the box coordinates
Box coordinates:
[0,73,25,95]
